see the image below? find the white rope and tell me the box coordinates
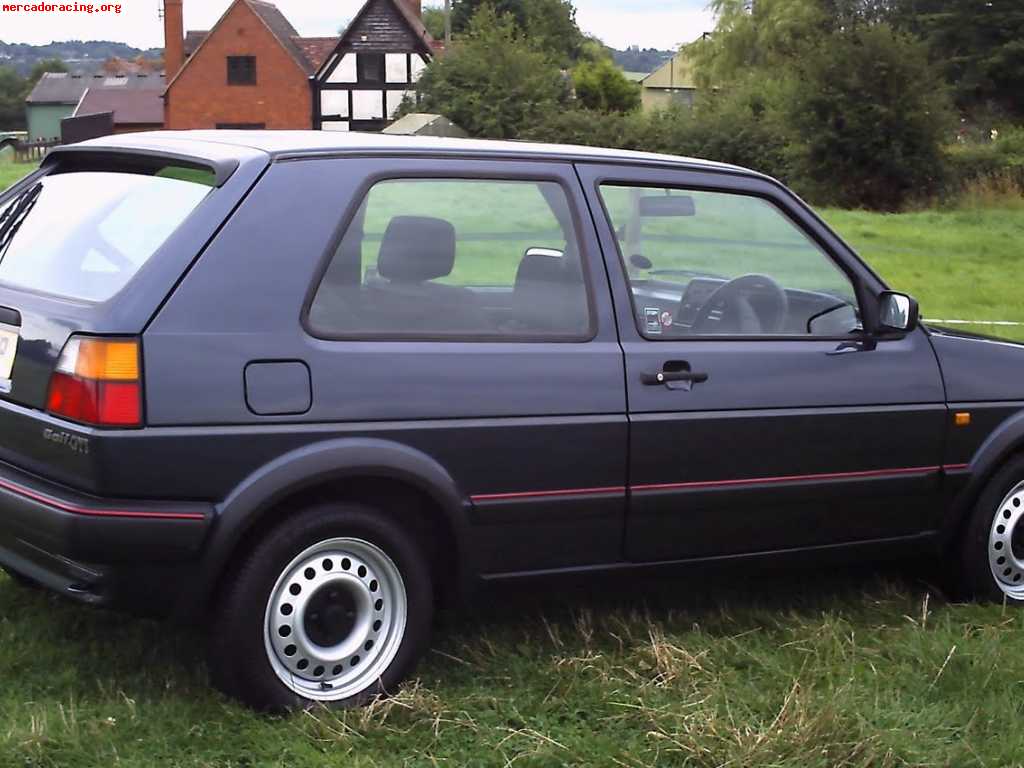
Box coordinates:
[925,319,1024,326]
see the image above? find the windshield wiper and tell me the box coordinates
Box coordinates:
[0,182,43,264]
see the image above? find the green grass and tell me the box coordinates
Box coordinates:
[2,160,1024,764]
[825,206,1024,341]
[3,567,1024,766]
[0,161,37,193]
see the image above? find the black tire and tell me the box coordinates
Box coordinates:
[208,502,433,712]
[960,454,1024,604]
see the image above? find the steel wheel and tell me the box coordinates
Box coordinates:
[263,537,407,701]
[988,481,1024,599]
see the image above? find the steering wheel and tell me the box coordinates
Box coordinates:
[689,274,789,334]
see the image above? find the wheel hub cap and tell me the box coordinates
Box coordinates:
[988,482,1024,597]
[263,537,407,701]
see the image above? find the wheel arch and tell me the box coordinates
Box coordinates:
[942,410,1024,548]
[194,438,473,615]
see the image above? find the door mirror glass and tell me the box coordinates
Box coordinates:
[638,194,695,218]
[878,292,918,332]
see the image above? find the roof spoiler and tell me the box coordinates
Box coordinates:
[43,145,239,187]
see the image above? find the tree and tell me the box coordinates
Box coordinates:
[688,0,956,208]
[422,6,448,40]
[693,0,829,86]
[783,25,953,209]
[572,58,640,113]
[0,66,28,131]
[450,0,583,64]
[413,7,569,138]
[521,0,584,64]
[451,0,525,33]
[27,57,67,87]
[890,0,1024,118]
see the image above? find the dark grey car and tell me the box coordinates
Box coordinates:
[0,131,1022,710]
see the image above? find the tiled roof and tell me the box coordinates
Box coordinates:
[74,86,165,125]
[247,0,319,74]
[184,30,209,57]
[389,0,439,52]
[292,36,338,72]
[27,71,165,105]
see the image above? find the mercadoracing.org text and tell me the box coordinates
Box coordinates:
[2,3,122,14]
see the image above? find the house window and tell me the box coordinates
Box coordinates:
[385,53,408,84]
[358,53,384,83]
[216,123,265,129]
[352,90,384,120]
[227,56,257,85]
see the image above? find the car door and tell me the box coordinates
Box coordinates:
[577,163,948,562]
[290,158,627,576]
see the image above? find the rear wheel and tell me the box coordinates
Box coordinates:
[961,455,1024,604]
[209,503,432,711]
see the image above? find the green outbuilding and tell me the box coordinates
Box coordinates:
[24,72,91,142]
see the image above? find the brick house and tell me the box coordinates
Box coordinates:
[162,0,437,132]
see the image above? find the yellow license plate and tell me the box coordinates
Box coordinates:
[0,328,19,382]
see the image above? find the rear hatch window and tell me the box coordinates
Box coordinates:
[0,167,214,303]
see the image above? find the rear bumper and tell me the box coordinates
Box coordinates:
[0,457,213,612]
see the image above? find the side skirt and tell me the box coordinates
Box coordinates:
[479,531,939,582]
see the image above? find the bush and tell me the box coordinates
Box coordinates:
[943,142,1024,206]
[413,7,569,139]
[781,25,954,210]
[572,58,641,114]
[524,85,791,181]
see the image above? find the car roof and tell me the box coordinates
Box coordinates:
[73,129,759,177]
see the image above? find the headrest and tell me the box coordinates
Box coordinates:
[378,216,456,283]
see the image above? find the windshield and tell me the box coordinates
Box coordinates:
[0,170,212,303]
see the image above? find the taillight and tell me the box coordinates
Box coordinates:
[46,337,142,427]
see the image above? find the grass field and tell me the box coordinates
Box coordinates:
[1,159,1024,765]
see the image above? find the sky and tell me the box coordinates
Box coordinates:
[0,0,715,52]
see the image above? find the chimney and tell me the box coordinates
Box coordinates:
[405,0,422,17]
[163,0,185,79]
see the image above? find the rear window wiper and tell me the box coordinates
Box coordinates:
[0,182,43,263]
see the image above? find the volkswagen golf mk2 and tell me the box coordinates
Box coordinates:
[0,131,1021,710]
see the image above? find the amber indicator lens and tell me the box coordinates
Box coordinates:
[955,412,972,427]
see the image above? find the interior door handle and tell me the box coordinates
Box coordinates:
[641,369,709,386]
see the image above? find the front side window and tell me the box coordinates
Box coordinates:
[227,56,257,85]
[308,178,591,339]
[0,168,213,302]
[599,185,861,338]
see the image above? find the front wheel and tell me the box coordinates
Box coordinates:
[961,455,1024,604]
[209,503,433,711]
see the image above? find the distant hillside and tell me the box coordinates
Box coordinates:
[0,40,162,76]
[609,46,674,76]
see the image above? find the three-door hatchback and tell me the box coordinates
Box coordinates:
[1,131,1023,710]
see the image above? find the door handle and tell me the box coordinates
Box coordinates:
[827,339,877,356]
[641,369,709,386]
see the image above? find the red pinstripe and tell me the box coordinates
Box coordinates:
[471,464,968,503]
[0,475,207,521]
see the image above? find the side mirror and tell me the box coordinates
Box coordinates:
[878,291,919,333]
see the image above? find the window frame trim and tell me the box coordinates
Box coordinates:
[226,55,257,86]
[591,178,874,343]
[300,166,601,344]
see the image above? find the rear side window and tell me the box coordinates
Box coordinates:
[0,170,212,302]
[308,178,592,339]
